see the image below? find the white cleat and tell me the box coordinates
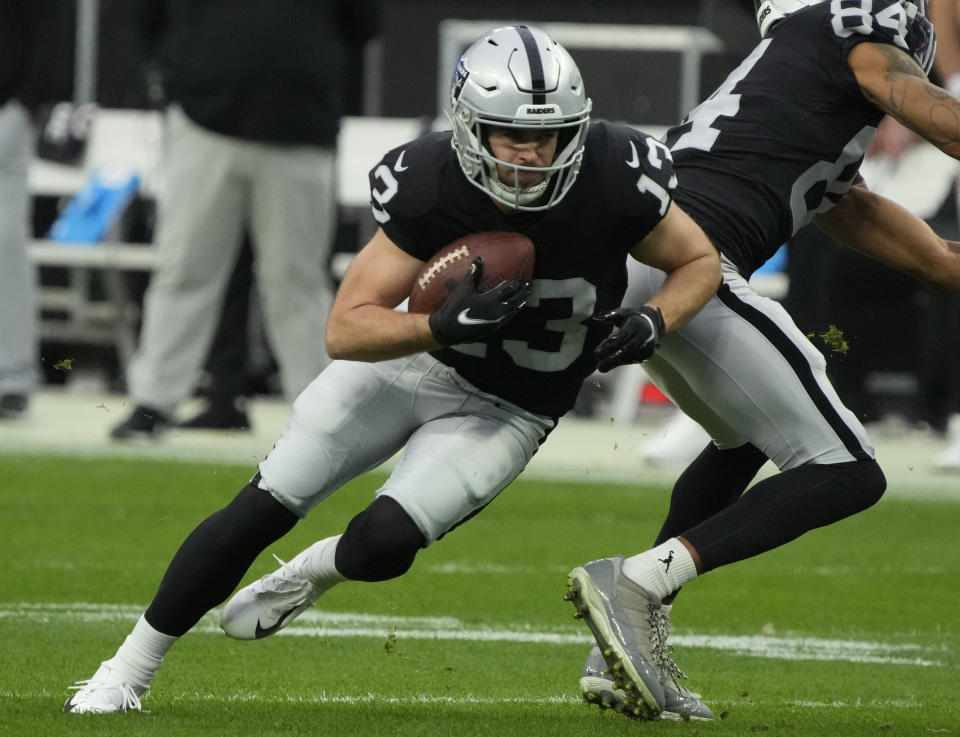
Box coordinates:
[221,543,333,640]
[63,661,145,714]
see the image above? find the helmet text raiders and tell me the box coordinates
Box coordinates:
[449,24,592,211]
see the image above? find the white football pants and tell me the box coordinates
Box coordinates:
[626,256,874,470]
[257,352,554,543]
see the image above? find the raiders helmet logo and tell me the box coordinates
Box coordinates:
[452,60,469,101]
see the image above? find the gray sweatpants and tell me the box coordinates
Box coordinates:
[0,100,37,396]
[127,105,337,412]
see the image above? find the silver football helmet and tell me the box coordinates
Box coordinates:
[449,24,592,211]
[754,0,935,75]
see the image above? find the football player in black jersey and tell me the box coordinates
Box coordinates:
[63,25,720,715]
[570,0,960,723]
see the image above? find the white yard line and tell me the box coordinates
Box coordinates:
[2,602,947,667]
[0,688,929,711]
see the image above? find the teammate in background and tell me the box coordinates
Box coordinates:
[108,0,379,439]
[567,0,960,721]
[0,1,75,419]
[63,25,720,715]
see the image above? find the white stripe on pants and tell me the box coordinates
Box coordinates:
[625,257,874,469]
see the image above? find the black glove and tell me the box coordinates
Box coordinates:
[593,306,665,373]
[428,257,532,346]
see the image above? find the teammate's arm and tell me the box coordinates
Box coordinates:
[814,181,960,292]
[848,41,960,159]
[325,227,439,361]
[627,202,721,332]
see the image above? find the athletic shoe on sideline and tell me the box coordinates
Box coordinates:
[63,661,145,714]
[221,544,329,640]
[565,556,665,720]
[0,393,28,419]
[109,405,170,440]
[179,401,251,431]
[936,417,960,472]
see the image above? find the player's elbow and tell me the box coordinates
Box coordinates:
[918,246,960,294]
[325,314,353,360]
[325,334,355,361]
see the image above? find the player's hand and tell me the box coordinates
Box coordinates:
[428,257,531,346]
[593,306,665,372]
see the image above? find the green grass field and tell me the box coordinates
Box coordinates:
[1,453,957,737]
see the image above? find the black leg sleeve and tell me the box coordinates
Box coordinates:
[654,442,768,546]
[145,481,299,637]
[335,496,427,582]
[683,458,886,573]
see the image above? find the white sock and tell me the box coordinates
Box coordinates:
[109,614,177,691]
[301,535,347,587]
[621,539,698,602]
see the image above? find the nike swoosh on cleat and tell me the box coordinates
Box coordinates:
[457,309,506,326]
[625,141,641,168]
[254,605,299,638]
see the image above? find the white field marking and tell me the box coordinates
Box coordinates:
[789,698,922,709]
[2,687,928,712]
[176,691,582,706]
[273,626,588,645]
[153,694,933,710]
[786,565,949,577]
[3,603,947,667]
[159,694,925,710]
[425,562,569,575]
[672,634,941,667]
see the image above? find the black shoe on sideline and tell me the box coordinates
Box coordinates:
[179,402,251,431]
[0,394,28,419]
[109,405,170,440]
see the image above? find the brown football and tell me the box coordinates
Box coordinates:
[408,231,535,314]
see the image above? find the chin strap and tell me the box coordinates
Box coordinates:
[485,165,551,207]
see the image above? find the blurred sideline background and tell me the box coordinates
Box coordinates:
[12,0,960,488]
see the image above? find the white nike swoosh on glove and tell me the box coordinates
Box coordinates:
[457,309,507,326]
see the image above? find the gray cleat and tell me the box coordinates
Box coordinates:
[580,643,715,721]
[651,608,715,721]
[579,645,634,716]
[565,556,665,720]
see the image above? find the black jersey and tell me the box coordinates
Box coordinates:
[665,0,921,276]
[368,121,676,419]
